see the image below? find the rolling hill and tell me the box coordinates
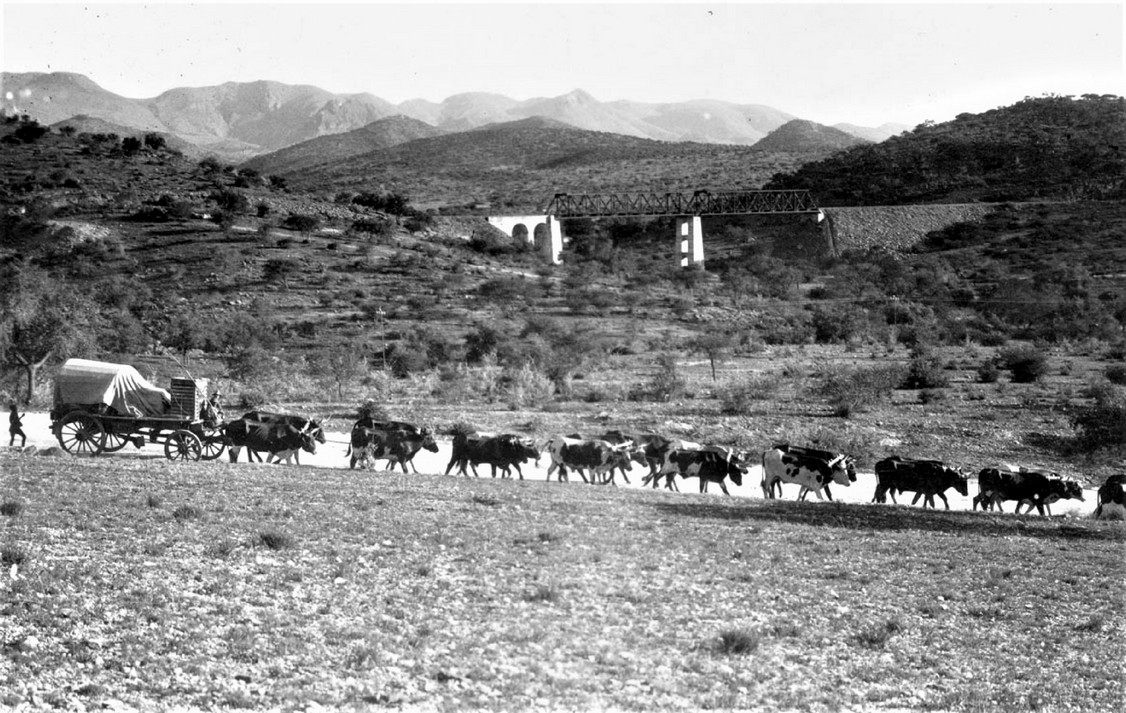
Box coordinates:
[751,119,871,153]
[242,115,444,176]
[275,117,850,210]
[766,94,1126,205]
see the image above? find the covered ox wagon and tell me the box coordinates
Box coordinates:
[49,358,224,461]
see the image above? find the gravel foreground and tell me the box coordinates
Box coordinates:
[1,449,1123,712]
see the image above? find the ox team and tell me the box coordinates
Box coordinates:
[224,413,1121,519]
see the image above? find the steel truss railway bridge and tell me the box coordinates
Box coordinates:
[487,189,822,266]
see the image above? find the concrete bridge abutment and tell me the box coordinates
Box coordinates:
[486,215,563,264]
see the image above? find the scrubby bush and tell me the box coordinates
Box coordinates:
[387,343,430,378]
[815,363,907,417]
[1105,364,1126,386]
[478,277,536,302]
[811,304,869,344]
[718,374,781,414]
[998,344,1049,383]
[403,212,433,233]
[282,213,320,233]
[630,354,687,402]
[225,345,274,382]
[213,188,250,215]
[465,323,503,364]
[1071,387,1126,453]
[258,530,294,550]
[901,346,950,389]
[977,359,1002,383]
[468,226,525,256]
[13,121,48,143]
[502,363,555,407]
[351,218,396,237]
[352,191,410,215]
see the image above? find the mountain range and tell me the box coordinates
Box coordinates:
[1,71,907,162]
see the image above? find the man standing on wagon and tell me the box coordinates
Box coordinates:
[8,403,26,447]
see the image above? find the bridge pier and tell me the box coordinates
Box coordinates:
[677,216,704,268]
[486,215,563,264]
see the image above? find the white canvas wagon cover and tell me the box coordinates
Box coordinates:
[54,358,171,417]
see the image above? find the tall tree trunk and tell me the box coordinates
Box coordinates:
[11,351,51,405]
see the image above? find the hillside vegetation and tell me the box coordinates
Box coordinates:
[2,95,1126,478]
[767,94,1126,204]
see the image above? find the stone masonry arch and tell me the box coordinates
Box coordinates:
[486,215,563,264]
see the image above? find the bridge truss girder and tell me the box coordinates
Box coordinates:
[544,189,819,218]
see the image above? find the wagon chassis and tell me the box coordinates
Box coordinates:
[52,409,226,461]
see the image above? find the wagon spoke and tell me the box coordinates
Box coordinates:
[100,429,131,453]
[164,430,203,462]
[57,412,105,457]
[199,429,226,461]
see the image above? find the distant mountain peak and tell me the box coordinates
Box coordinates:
[1,71,899,162]
[561,88,598,104]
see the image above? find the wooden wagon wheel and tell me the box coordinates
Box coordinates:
[56,411,105,456]
[199,428,227,461]
[99,424,132,453]
[164,430,203,462]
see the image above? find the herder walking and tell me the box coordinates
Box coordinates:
[9,403,25,447]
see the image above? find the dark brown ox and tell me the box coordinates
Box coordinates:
[974,467,1085,516]
[874,456,968,510]
[225,418,318,464]
[236,411,325,464]
[445,433,540,479]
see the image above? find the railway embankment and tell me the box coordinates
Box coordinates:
[824,203,999,253]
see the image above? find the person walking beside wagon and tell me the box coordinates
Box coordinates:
[9,403,26,447]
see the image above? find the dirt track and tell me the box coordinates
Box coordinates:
[10,412,1098,517]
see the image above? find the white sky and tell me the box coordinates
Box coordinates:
[1,1,1123,127]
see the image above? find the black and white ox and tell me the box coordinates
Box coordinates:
[1094,473,1126,520]
[348,420,439,472]
[761,445,856,501]
[543,437,634,484]
[224,418,319,464]
[873,456,968,509]
[657,447,747,495]
[238,411,325,464]
[445,432,541,479]
[641,438,703,491]
[973,466,1085,516]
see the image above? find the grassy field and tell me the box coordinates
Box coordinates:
[1,452,1122,712]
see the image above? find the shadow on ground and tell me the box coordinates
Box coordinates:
[652,497,1125,542]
